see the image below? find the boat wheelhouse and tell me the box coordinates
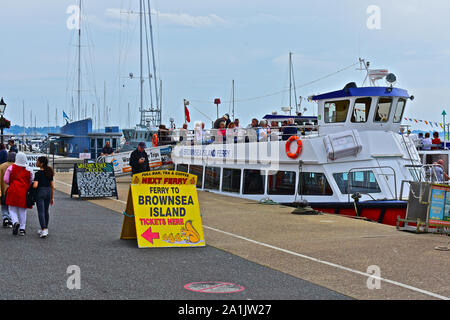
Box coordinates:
[172,83,420,226]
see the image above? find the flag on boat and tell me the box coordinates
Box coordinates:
[184,105,190,123]
[63,111,70,124]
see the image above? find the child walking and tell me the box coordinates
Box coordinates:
[33,156,54,238]
[4,152,34,236]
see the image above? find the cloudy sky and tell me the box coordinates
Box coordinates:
[1,0,450,130]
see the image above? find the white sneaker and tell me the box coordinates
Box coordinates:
[37,229,43,235]
[40,229,48,238]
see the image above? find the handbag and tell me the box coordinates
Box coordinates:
[1,188,8,206]
[26,184,36,207]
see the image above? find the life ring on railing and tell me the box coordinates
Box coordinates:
[285,135,303,159]
[152,133,159,147]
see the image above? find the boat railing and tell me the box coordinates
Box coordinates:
[170,125,320,146]
[399,163,450,201]
[346,166,397,202]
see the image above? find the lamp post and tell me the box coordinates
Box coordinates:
[0,98,7,145]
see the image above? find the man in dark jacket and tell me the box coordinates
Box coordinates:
[129,142,150,175]
[213,114,231,129]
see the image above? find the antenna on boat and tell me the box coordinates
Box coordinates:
[358,58,389,87]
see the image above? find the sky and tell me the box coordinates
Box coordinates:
[1,0,450,131]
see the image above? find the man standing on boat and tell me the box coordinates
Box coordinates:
[129,142,150,176]
[433,159,450,182]
[100,141,114,156]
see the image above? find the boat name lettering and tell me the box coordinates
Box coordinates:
[181,148,230,158]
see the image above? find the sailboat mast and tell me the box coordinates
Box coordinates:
[289,52,292,115]
[77,0,82,122]
[232,80,235,121]
[139,0,144,128]
[148,0,159,112]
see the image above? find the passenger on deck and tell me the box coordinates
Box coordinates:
[179,123,188,143]
[417,132,424,149]
[247,118,259,129]
[432,160,450,182]
[432,131,441,150]
[281,118,297,141]
[234,119,240,128]
[216,121,227,143]
[194,121,206,145]
[214,114,231,129]
[100,141,114,156]
[422,132,432,150]
[257,120,269,142]
[227,122,238,143]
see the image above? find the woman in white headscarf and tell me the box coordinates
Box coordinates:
[4,152,34,236]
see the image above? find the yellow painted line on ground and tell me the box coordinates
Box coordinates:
[54,179,450,300]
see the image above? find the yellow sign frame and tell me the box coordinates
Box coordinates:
[120,171,205,248]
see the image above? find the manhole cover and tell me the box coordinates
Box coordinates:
[184,282,245,294]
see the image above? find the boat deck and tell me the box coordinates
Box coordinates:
[54,172,450,300]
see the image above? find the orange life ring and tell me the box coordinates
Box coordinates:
[152,133,159,147]
[285,136,302,159]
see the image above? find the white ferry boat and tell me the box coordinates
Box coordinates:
[171,81,421,226]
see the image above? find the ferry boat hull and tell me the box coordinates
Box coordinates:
[307,201,407,226]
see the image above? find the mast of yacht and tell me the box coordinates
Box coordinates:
[147,0,159,120]
[77,0,82,122]
[139,0,144,128]
[232,79,235,121]
[288,52,298,115]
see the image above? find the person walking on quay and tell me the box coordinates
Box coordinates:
[4,152,34,236]
[8,140,18,153]
[129,142,150,175]
[33,156,54,238]
[0,152,15,228]
[0,144,7,164]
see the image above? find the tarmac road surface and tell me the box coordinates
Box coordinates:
[0,190,350,300]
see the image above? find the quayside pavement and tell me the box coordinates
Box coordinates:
[0,178,348,300]
[10,171,448,300]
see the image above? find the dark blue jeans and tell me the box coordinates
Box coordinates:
[36,187,51,229]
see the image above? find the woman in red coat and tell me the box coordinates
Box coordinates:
[4,152,34,236]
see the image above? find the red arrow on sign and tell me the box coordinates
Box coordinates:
[141,227,160,244]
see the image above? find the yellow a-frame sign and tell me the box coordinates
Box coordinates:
[120,171,205,248]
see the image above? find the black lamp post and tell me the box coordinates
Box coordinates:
[0,98,7,145]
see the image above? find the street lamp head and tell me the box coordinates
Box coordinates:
[0,98,6,116]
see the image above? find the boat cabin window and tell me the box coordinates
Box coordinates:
[243,169,265,195]
[351,98,372,123]
[176,164,188,173]
[268,171,296,195]
[298,172,333,196]
[374,98,393,122]
[333,171,381,194]
[324,100,350,123]
[393,98,406,123]
[222,168,241,193]
[204,167,221,191]
[189,165,204,189]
